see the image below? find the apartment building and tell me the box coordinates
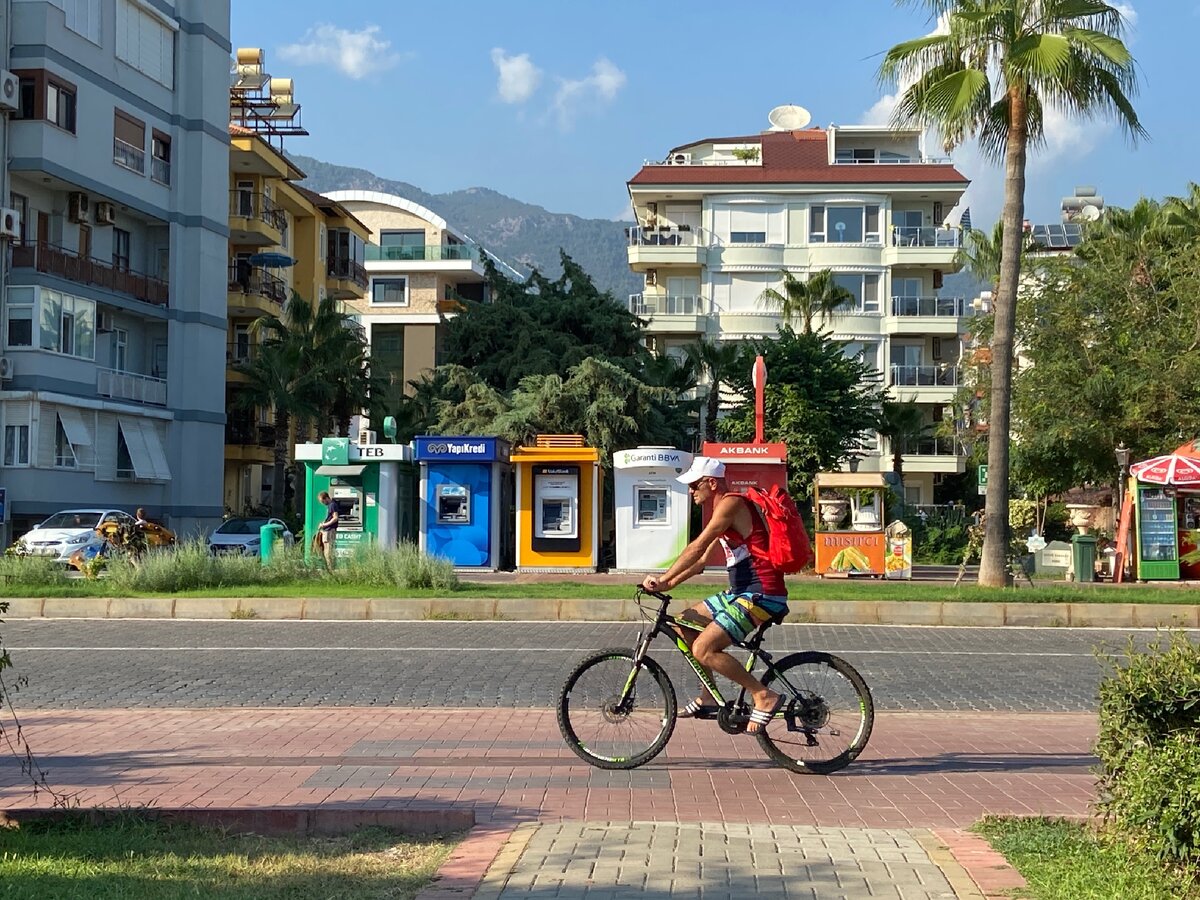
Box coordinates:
[224,51,369,513]
[323,190,518,407]
[626,109,971,504]
[1,0,230,541]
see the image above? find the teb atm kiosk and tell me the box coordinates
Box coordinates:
[612,446,692,571]
[296,435,417,562]
[512,435,601,572]
[413,436,513,570]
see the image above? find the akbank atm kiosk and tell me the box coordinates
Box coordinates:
[511,435,601,572]
[295,436,417,562]
[700,441,789,568]
[413,436,512,570]
[613,446,692,571]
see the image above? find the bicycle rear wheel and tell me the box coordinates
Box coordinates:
[557,648,676,769]
[756,651,874,774]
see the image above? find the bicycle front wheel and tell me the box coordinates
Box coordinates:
[757,651,874,775]
[557,648,676,770]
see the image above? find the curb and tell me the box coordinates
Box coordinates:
[3,596,1199,628]
[929,828,1029,899]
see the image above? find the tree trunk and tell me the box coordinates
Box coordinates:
[706,381,720,442]
[271,408,290,518]
[979,86,1029,587]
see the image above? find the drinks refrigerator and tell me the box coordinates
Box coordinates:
[1134,484,1179,580]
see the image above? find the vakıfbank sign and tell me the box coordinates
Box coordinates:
[613,448,691,470]
[413,436,510,462]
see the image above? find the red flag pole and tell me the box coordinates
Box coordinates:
[752,355,766,444]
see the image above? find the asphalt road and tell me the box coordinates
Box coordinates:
[1,619,1184,712]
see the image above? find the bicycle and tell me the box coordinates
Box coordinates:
[557,587,874,774]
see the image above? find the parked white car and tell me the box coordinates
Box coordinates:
[207,517,294,556]
[17,509,137,563]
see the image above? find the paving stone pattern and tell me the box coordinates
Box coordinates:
[481,822,957,900]
[2,620,1168,711]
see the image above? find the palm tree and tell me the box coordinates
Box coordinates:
[683,338,745,443]
[955,221,1005,289]
[1162,183,1200,238]
[758,269,855,333]
[876,398,929,487]
[880,0,1143,587]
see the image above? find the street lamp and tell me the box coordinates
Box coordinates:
[848,453,861,473]
[1115,442,1131,521]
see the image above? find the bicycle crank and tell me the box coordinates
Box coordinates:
[717,704,748,735]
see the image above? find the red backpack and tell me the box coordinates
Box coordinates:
[741,485,813,574]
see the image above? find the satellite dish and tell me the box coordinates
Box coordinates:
[1080,204,1101,221]
[767,104,812,131]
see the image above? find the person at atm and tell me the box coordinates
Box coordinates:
[315,490,339,572]
[640,457,787,734]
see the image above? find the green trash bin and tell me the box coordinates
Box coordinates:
[1071,534,1098,583]
[259,522,284,565]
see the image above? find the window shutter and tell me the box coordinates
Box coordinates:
[933,269,944,289]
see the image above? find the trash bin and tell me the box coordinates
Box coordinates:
[1070,534,1098,583]
[259,522,284,565]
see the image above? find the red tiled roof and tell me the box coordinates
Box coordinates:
[631,128,968,187]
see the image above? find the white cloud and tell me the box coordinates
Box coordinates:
[1114,3,1137,27]
[278,24,402,80]
[551,58,627,130]
[491,48,542,104]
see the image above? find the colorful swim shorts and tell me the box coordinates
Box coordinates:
[702,591,789,642]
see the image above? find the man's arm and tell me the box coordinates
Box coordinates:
[645,496,741,591]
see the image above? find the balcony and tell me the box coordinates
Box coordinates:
[629,293,707,335]
[96,367,167,406]
[890,295,966,317]
[228,262,287,315]
[897,436,968,474]
[890,365,960,387]
[899,436,961,456]
[626,226,709,270]
[229,190,285,247]
[113,137,145,174]
[891,226,962,248]
[225,422,275,447]
[366,244,479,262]
[151,156,170,186]
[326,256,368,298]
[11,242,169,307]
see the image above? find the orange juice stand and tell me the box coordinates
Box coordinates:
[813,472,888,577]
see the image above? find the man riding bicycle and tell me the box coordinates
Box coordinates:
[641,456,787,733]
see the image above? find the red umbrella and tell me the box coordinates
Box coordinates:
[1130,452,1200,486]
[1174,439,1200,458]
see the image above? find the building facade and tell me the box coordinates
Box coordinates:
[1,0,231,541]
[626,114,971,504]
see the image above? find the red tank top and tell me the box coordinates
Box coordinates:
[717,497,787,596]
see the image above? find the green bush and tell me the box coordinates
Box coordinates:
[104,539,306,593]
[0,555,70,588]
[334,541,458,591]
[1096,631,1200,875]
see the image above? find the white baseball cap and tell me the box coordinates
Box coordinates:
[677,456,726,484]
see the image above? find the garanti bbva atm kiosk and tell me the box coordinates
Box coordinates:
[295,436,417,562]
[612,446,692,571]
[511,435,601,572]
[413,436,512,570]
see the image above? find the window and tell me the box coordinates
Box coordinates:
[832,273,881,313]
[379,230,426,260]
[116,0,175,89]
[811,205,881,243]
[371,277,408,306]
[37,290,95,359]
[63,0,102,44]
[4,425,29,466]
[6,287,34,348]
[116,426,134,479]
[730,230,766,243]
[113,111,146,173]
[47,79,76,132]
[17,76,35,119]
[113,328,128,371]
[151,131,171,184]
[112,228,131,271]
[729,208,766,243]
[55,417,76,468]
[835,148,876,164]
[9,193,28,244]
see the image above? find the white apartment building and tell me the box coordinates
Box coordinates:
[626,110,971,504]
[1,0,230,540]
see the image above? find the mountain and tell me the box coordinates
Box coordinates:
[289,154,641,299]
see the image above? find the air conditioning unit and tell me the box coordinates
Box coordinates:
[97,310,114,333]
[666,153,692,165]
[0,70,18,113]
[0,207,20,240]
[358,429,376,446]
[68,192,90,223]
[95,201,116,226]
[0,357,13,380]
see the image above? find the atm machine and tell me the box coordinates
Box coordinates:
[414,436,512,570]
[511,435,601,572]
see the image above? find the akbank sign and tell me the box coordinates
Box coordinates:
[414,436,510,463]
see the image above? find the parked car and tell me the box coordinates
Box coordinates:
[208,517,293,556]
[16,510,136,563]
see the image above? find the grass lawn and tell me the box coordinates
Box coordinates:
[975,817,1197,900]
[0,814,461,900]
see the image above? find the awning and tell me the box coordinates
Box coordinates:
[316,464,365,477]
[57,407,93,447]
[118,416,171,481]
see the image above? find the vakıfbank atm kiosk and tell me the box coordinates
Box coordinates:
[512,435,600,572]
[613,446,692,571]
[414,436,512,570]
[295,437,417,562]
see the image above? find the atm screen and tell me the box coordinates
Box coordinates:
[637,488,668,524]
[330,484,363,531]
[533,465,580,545]
[541,499,572,534]
[436,484,471,524]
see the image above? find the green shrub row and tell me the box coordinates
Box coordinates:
[1096,632,1200,875]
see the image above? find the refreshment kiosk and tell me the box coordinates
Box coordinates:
[295,432,417,563]
[813,472,888,577]
[612,446,692,571]
[413,436,513,570]
[512,434,601,572]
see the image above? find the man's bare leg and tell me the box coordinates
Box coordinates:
[692,622,779,734]
[675,605,719,706]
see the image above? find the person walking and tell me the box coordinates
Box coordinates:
[316,491,339,572]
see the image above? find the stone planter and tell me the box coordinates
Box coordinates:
[1065,503,1099,535]
[819,499,849,530]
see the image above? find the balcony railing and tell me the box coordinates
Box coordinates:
[890,365,960,387]
[225,423,275,448]
[11,242,169,306]
[626,225,711,247]
[227,340,259,366]
[890,295,966,317]
[229,190,286,232]
[629,293,706,316]
[365,243,479,262]
[228,262,287,306]
[113,137,146,174]
[151,157,170,185]
[327,256,368,288]
[899,436,961,456]
[833,156,952,165]
[891,226,962,248]
[97,367,167,406]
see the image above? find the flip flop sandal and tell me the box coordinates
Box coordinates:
[747,695,785,734]
[678,699,721,719]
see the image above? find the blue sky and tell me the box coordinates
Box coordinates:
[232,2,1191,229]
